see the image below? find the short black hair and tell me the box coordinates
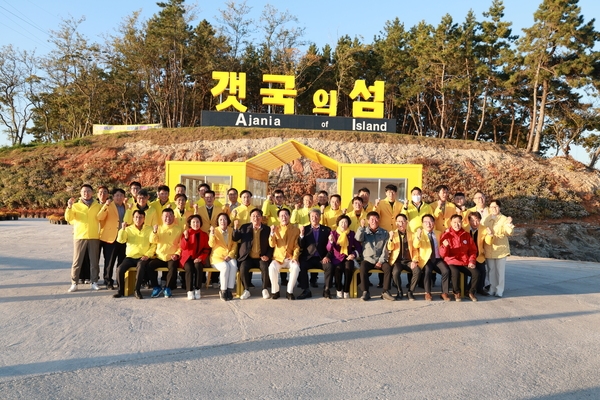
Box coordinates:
[358,187,370,195]
[174,193,187,201]
[129,181,142,189]
[366,211,380,219]
[133,209,146,217]
[240,190,253,197]
[112,188,126,196]
[81,184,93,191]
[385,184,397,192]
[157,185,170,193]
[187,214,202,227]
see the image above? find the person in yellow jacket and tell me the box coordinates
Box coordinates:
[126,181,142,207]
[431,185,457,232]
[65,184,102,293]
[173,193,192,230]
[412,214,450,301]
[112,210,156,299]
[291,194,317,226]
[208,213,238,301]
[262,189,291,226]
[147,208,183,298]
[346,196,368,231]
[321,194,344,229]
[97,188,127,290]
[124,189,158,228]
[197,190,223,234]
[401,186,433,233]
[195,183,224,208]
[150,185,176,225]
[229,190,255,225]
[375,184,404,232]
[482,200,514,298]
[346,187,375,214]
[388,214,420,300]
[268,208,301,299]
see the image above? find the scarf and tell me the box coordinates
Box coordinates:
[336,227,349,256]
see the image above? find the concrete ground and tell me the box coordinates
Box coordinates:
[1,219,599,399]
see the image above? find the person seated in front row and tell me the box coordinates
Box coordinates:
[268,208,301,300]
[439,214,479,302]
[326,214,361,299]
[356,211,394,301]
[208,213,238,301]
[180,214,211,300]
[113,210,156,299]
[234,208,274,300]
[297,209,333,299]
[147,208,183,298]
[413,214,450,301]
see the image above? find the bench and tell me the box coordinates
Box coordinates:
[124,266,221,297]
[351,269,465,298]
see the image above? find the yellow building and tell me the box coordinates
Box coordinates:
[165,140,422,209]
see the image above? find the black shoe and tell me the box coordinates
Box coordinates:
[134,290,143,299]
[377,283,383,288]
[107,283,115,290]
[323,288,331,299]
[477,289,490,296]
[112,293,122,298]
[219,290,227,301]
[297,289,312,299]
[310,281,318,288]
[407,291,415,301]
[396,290,404,300]
[286,292,295,300]
[226,289,233,300]
[361,291,371,301]
[381,291,395,301]
[484,284,490,291]
[248,282,255,288]
[271,292,280,299]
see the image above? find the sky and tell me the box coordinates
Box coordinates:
[0,0,598,161]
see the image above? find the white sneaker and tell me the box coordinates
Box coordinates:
[194,289,201,300]
[262,289,270,299]
[68,284,78,292]
[84,279,90,284]
[212,282,220,289]
[240,290,251,300]
[343,292,350,299]
[336,290,343,299]
[91,282,100,291]
[187,291,194,300]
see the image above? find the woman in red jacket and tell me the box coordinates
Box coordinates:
[180,214,211,300]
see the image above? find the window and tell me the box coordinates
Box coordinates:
[353,178,407,202]
[181,175,232,204]
[246,178,267,207]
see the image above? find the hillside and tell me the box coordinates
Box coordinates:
[1,127,599,261]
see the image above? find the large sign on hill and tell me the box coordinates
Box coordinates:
[201,71,396,132]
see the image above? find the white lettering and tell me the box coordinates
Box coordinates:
[352,119,387,132]
[235,113,248,126]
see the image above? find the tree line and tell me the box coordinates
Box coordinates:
[1,0,600,166]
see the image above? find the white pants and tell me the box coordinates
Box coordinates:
[269,259,300,294]
[487,257,506,296]
[213,259,238,291]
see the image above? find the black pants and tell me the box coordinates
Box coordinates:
[115,257,150,296]
[448,264,479,295]
[183,257,207,292]
[299,257,332,290]
[393,260,421,293]
[471,261,486,291]
[333,259,355,292]
[105,241,126,285]
[99,240,115,284]
[360,260,392,293]
[424,258,449,294]
[147,258,178,289]
[240,257,270,290]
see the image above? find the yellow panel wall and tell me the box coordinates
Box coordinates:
[338,164,422,204]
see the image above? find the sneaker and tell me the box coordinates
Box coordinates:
[219,290,227,301]
[343,292,350,299]
[361,291,371,301]
[262,289,270,299]
[336,290,343,299]
[212,282,220,289]
[454,292,462,302]
[187,291,195,300]
[441,293,451,302]
[194,289,201,300]
[134,290,143,299]
[381,291,396,301]
[91,282,100,291]
[151,287,162,298]
[469,293,478,302]
[240,290,251,300]
[425,292,433,301]
[68,284,78,292]
[164,288,172,298]
[84,279,91,284]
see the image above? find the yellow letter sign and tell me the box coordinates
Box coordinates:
[260,75,297,115]
[211,71,248,112]
[349,80,384,118]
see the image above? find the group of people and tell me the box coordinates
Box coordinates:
[65,181,514,302]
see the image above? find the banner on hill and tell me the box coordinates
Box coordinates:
[92,124,162,135]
